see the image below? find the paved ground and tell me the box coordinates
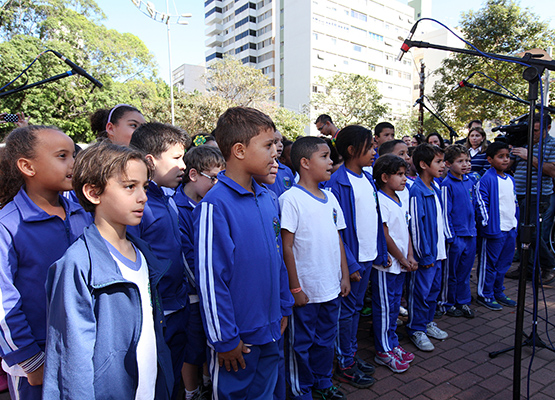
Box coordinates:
[1,262,553,399]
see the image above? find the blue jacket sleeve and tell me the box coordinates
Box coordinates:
[475,178,490,228]
[194,202,241,353]
[43,250,96,400]
[409,192,435,266]
[279,260,293,317]
[0,225,43,368]
[441,185,455,244]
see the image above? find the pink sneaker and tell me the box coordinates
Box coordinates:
[393,346,415,363]
[374,351,409,373]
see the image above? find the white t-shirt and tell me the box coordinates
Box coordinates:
[498,175,518,231]
[279,185,346,303]
[398,186,410,208]
[376,191,410,274]
[434,191,447,261]
[109,244,157,400]
[346,170,378,262]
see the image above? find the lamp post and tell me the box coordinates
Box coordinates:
[131,0,191,124]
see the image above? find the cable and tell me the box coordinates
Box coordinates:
[0,49,55,92]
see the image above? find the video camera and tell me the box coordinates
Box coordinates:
[491,121,528,147]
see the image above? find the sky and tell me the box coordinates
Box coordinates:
[95,0,555,83]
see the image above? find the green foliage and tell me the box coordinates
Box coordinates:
[0,0,161,141]
[270,106,309,140]
[428,0,555,132]
[310,73,389,130]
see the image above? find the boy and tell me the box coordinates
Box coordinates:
[128,122,191,398]
[43,141,173,399]
[267,130,295,197]
[374,122,395,148]
[407,144,452,352]
[194,107,293,400]
[280,136,350,400]
[174,145,225,400]
[475,141,518,310]
[440,145,476,318]
[379,139,412,202]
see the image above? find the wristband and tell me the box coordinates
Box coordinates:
[290,287,302,294]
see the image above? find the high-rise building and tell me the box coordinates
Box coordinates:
[172,63,206,93]
[205,0,417,132]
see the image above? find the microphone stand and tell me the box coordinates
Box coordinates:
[402,35,555,400]
[415,98,458,141]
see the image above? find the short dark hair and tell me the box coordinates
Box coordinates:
[130,122,190,158]
[315,114,333,125]
[425,132,445,148]
[183,146,226,184]
[444,144,469,163]
[533,113,552,129]
[378,139,405,156]
[373,154,409,188]
[213,107,276,160]
[335,125,373,162]
[72,141,151,212]
[412,143,444,174]
[374,122,394,137]
[486,141,509,159]
[291,136,327,173]
[467,119,482,130]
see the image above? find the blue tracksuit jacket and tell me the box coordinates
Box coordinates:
[0,188,91,369]
[475,167,519,238]
[43,224,174,399]
[194,173,293,353]
[440,172,477,237]
[174,186,198,295]
[267,160,294,198]
[409,177,453,266]
[324,164,388,273]
[128,181,188,311]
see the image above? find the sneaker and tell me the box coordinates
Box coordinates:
[374,350,410,373]
[361,306,372,317]
[446,305,463,317]
[542,269,555,284]
[313,385,346,400]
[434,309,445,319]
[458,304,475,318]
[334,363,375,389]
[399,305,408,316]
[396,317,403,326]
[410,331,434,351]
[495,293,517,307]
[392,346,415,363]
[355,355,375,375]
[477,296,503,311]
[426,322,448,340]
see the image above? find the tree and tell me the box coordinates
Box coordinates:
[0,0,163,141]
[428,0,555,132]
[310,73,389,129]
[270,106,309,140]
[204,56,275,107]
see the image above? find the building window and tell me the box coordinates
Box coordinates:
[385,68,393,76]
[206,52,223,62]
[205,7,222,18]
[368,64,376,71]
[369,32,383,42]
[351,10,367,22]
[353,44,362,52]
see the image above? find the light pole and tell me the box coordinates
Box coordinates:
[131,0,191,124]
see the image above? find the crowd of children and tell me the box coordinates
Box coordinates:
[0,106,522,400]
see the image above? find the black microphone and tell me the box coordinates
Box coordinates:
[451,72,477,93]
[397,22,418,62]
[51,51,103,89]
[413,96,423,107]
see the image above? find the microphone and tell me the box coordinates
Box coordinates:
[413,96,423,107]
[51,51,103,89]
[397,22,418,61]
[451,72,477,93]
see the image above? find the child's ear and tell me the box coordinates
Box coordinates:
[444,160,452,168]
[189,168,198,182]
[83,183,102,205]
[347,145,355,158]
[145,154,156,170]
[300,156,310,170]
[381,173,389,184]
[419,160,428,171]
[16,158,35,178]
[105,122,115,141]
[231,142,246,160]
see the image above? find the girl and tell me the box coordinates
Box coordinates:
[90,104,146,146]
[464,126,489,178]
[0,126,92,400]
[372,154,418,373]
[325,125,389,388]
[425,132,445,149]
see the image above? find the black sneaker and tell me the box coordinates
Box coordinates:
[355,355,375,375]
[434,309,445,319]
[334,364,375,388]
[457,304,475,318]
[446,306,463,317]
[542,269,555,284]
[312,385,346,400]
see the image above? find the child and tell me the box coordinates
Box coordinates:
[90,104,146,146]
[267,130,295,197]
[475,141,518,310]
[128,122,191,398]
[374,122,395,148]
[194,107,293,400]
[174,145,225,400]
[378,139,412,202]
[372,154,418,372]
[0,126,92,400]
[43,141,173,399]
[407,144,451,352]
[325,125,388,388]
[439,145,476,318]
[280,136,350,400]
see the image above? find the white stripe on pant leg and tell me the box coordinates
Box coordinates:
[210,347,220,400]
[378,270,392,352]
[477,238,487,298]
[287,313,301,397]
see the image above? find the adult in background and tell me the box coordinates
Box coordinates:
[315,114,340,139]
[425,132,445,149]
[465,126,489,178]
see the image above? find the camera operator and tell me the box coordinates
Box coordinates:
[507,113,555,284]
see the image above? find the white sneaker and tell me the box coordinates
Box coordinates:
[399,305,408,316]
[426,322,448,340]
[410,331,434,351]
